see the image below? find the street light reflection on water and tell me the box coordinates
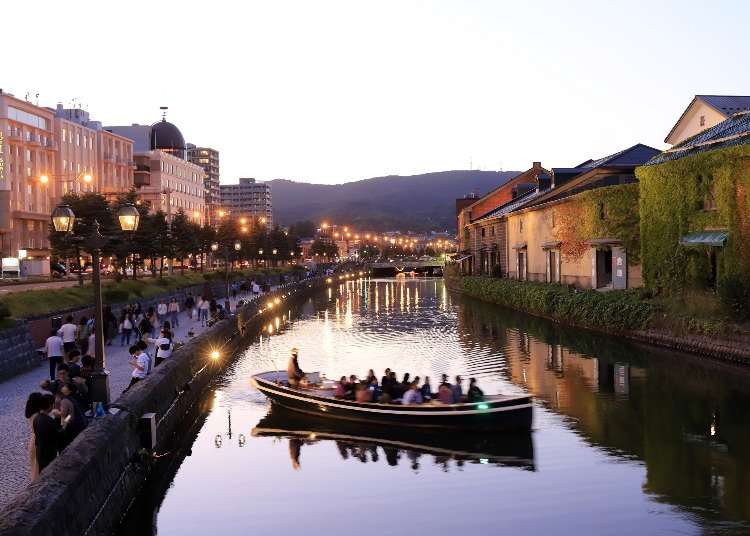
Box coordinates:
[121,277,750,536]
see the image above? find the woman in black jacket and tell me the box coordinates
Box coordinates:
[33,394,60,474]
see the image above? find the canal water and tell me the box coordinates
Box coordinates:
[119,277,750,535]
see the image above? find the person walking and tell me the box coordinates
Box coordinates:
[120,312,134,346]
[103,305,117,346]
[157,299,168,327]
[199,296,210,326]
[44,329,64,381]
[57,315,78,355]
[77,317,92,356]
[184,293,195,320]
[168,297,180,328]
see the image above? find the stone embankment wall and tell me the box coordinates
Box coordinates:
[445,272,750,366]
[0,323,38,381]
[0,274,286,383]
[0,277,324,536]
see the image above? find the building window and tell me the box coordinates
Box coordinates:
[699,115,706,127]
[519,219,523,233]
[491,226,495,237]
[481,228,485,238]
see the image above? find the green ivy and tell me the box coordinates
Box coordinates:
[574,183,642,263]
[636,144,750,293]
[460,276,655,331]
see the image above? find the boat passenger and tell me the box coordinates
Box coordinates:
[366,369,378,385]
[467,377,484,402]
[439,374,452,391]
[334,376,347,399]
[437,383,454,404]
[421,376,433,401]
[381,368,391,389]
[344,375,358,400]
[287,348,304,388]
[452,375,463,403]
[355,382,373,403]
[401,373,411,387]
[402,381,423,405]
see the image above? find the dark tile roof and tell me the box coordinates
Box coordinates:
[584,143,661,168]
[645,111,750,166]
[699,95,750,115]
[472,189,542,223]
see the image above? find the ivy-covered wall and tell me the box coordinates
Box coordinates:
[554,183,641,262]
[636,144,750,292]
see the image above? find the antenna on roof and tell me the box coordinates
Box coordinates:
[160,106,168,121]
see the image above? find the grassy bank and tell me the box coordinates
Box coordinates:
[452,272,750,340]
[0,267,302,320]
[458,276,656,331]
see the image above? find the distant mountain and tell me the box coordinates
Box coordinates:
[268,170,519,233]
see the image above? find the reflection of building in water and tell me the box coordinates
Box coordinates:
[457,298,750,527]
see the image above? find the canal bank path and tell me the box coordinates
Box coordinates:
[0,288,266,508]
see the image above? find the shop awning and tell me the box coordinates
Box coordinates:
[455,255,472,262]
[680,231,728,247]
[586,238,621,246]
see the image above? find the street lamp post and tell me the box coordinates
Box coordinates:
[212,241,241,312]
[51,203,140,406]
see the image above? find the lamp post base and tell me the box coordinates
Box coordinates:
[89,368,111,407]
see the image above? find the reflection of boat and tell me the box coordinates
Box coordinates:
[252,405,535,471]
[250,371,533,431]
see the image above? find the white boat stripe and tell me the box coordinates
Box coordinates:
[253,380,533,416]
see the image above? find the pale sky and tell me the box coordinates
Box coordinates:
[5,0,749,184]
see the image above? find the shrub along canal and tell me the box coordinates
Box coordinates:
[118,277,750,535]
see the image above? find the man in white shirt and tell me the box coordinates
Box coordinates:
[44,329,64,381]
[57,315,79,355]
[125,345,150,391]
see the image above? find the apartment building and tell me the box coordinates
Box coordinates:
[187,145,220,225]
[219,177,273,227]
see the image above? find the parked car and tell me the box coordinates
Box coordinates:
[50,262,67,278]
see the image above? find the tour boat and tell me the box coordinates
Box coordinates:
[250,371,533,431]
[252,405,535,470]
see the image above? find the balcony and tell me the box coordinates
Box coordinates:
[8,129,22,140]
[43,140,57,151]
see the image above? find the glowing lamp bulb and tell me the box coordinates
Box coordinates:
[210,350,220,360]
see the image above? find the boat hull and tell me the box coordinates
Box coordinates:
[251,373,533,431]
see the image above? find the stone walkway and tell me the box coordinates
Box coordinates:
[0,289,262,508]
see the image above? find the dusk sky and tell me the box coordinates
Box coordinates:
[5,0,749,184]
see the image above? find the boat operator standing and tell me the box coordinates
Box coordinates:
[287,348,305,387]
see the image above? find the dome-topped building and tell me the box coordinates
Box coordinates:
[150,118,186,159]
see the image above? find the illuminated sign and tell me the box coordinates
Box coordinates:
[0,130,4,182]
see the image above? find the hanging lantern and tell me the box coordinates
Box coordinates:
[118,204,140,232]
[51,205,75,233]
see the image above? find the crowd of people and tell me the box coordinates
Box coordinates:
[331,370,484,405]
[26,279,272,480]
[28,307,181,480]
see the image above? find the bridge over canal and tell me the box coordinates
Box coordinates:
[366,258,444,277]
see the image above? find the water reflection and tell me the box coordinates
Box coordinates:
[119,279,750,536]
[458,297,750,531]
[252,406,535,473]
